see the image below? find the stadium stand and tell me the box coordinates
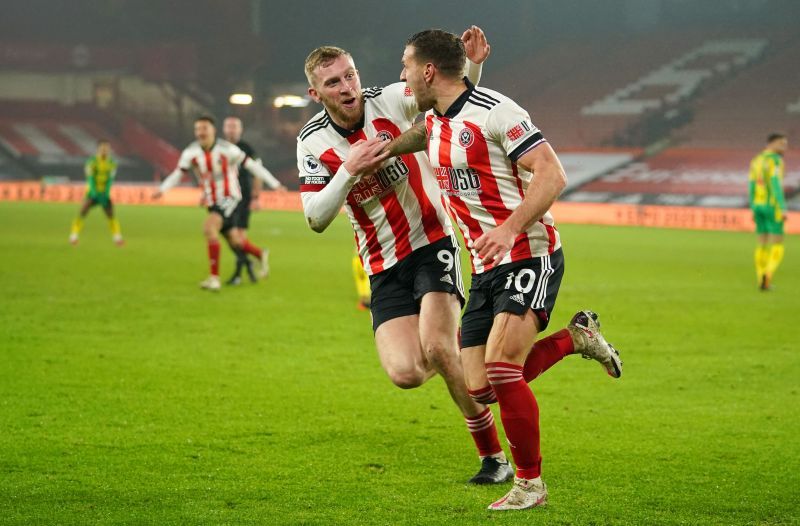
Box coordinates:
[564,148,800,209]
[0,103,155,181]
[488,33,711,148]
[671,34,800,149]
[485,29,798,211]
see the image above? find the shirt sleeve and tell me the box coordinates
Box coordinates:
[177,149,194,171]
[485,100,546,163]
[381,82,420,123]
[297,139,356,232]
[770,157,787,211]
[227,143,248,166]
[242,143,259,163]
[297,141,333,193]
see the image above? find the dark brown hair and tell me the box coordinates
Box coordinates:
[406,29,465,78]
[195,115,216,126]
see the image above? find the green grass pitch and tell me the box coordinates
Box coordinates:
[0,201,798,525]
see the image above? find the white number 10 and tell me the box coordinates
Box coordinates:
[504,269,536,293]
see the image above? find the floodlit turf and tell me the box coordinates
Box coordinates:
[0,201,798,525]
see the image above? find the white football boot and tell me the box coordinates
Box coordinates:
[567,310,623,378]
[69,233,79,245]
[199,275,221,292]
[258,248,270,279]
[488,476,548,511]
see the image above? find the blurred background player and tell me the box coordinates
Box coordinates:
[221,116,285,285]
[750,133,788,291]
[69,140,123,246]
[352,250,371,310]
[153,116,283,291]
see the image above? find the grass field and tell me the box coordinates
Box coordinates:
[1,201,798,525]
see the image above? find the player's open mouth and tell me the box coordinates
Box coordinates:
[342,97,357,109]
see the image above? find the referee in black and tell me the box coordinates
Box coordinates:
[222,116,264,284]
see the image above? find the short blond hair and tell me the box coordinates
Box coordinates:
[304,46,351,86]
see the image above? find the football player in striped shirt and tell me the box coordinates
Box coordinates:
[153,116,283,291]
[298,28,515,485]
[390,29,624,510]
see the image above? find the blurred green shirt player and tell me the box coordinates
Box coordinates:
[69,140,124,246]
[749,133,788,290]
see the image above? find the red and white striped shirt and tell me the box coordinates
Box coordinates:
[176,139,247,209]
[426,79,561,274]
[298,83,453,275]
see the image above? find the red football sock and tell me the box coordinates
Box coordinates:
[242,240,262,259]
[487,362,541,480]
[523,329,574,382]
[468,385,497,405]
[208,240,220,277]
[465,407,503,458]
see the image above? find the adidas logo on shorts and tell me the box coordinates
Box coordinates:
[440,274,453,285]
[509,293,526,305]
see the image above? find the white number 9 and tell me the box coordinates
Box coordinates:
[437,250,455,272]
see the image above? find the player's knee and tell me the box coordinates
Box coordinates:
[387,368,426,389]
[422,340,456,366]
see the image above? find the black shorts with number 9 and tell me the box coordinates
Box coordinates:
[460,248,565,349]
[368,235,466,331]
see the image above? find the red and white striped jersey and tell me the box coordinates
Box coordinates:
[297,82,453,275]
[426,79,561,274]
[177,139,248,208]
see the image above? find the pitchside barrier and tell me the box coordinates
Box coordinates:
[1,181,797,234]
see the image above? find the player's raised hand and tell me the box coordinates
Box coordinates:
[462,25,491,65]
[474,223,515,263]
[343,137,392,178]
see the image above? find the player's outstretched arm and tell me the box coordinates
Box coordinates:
[385,121,428,157]
[302,138,390,233]
[244,157,286,191]
[152,168,185,198]
[474,143,567,262]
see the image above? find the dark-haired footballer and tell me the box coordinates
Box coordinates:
[153,116,283,291]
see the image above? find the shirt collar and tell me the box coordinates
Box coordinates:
[326,109,365,138]
[434,77,474,119]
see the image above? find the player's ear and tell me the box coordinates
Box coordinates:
[424,63,435,85]
[308,86,321,103]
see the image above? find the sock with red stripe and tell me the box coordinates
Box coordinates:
[523,329,575,382]
[242,240,262,259]
[468,385,497,405]
[465,407,503,458]
[487,362,541,479]
[208,240,221,277]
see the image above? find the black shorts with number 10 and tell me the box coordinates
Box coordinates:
[368,236,466,331]
[460,248,565,349]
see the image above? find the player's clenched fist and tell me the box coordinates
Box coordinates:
[343,137,392,178]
